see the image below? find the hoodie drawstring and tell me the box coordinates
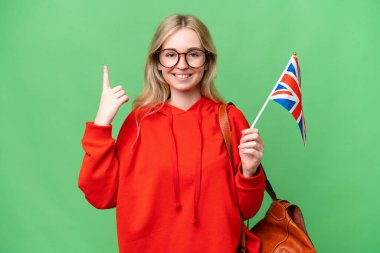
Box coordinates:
[167,111,181,209]
[193,107,203,224]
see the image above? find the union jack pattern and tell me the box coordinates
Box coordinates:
[270,54,306,145]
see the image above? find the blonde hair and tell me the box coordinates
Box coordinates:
[132,14,224,115]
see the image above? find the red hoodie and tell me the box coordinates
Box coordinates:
[78,96,266,253]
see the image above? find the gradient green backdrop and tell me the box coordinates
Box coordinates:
[1,0,379,252]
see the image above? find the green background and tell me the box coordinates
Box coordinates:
[1,0,379,252]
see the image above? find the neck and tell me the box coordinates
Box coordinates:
[167,89,202,111]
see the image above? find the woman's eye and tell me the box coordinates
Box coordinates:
[165,52,177,58]
[188,51,200,57]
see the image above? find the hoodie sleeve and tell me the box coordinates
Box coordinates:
[227,105,266,220]
[78,111,135,209]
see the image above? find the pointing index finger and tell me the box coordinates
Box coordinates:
[103,65,110,89]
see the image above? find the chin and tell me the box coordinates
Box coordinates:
[171,83,199,92]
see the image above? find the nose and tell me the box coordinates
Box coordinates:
[176,54,189,69]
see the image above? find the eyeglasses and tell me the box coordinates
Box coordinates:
[156,48,208,68]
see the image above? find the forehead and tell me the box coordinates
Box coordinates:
[161,28,203,51]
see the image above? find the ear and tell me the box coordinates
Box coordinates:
[157,62,162,71]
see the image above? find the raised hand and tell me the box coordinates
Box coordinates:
[238,128,264,177]
[94,66,129,126]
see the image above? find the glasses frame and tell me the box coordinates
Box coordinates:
[155,48,210,69]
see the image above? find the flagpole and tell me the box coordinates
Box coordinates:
[250,85,277,128]
[250,53,297,129]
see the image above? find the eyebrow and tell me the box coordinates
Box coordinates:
[161,47,204,52]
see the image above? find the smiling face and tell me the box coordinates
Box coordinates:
[157,28,207,97]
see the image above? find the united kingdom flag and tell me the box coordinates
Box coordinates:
[269,53,306,145]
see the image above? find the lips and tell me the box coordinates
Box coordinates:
[173,73,193,80]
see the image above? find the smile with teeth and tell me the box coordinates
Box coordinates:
[173,73,192,79]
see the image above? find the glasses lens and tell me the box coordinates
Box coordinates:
[186,49,206,68]
[159,50,178,67]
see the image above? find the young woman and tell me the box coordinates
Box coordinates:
[78,14,266,253]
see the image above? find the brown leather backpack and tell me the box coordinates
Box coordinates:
[218,103,316,253]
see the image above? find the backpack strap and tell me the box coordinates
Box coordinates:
[218,102,234,168]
